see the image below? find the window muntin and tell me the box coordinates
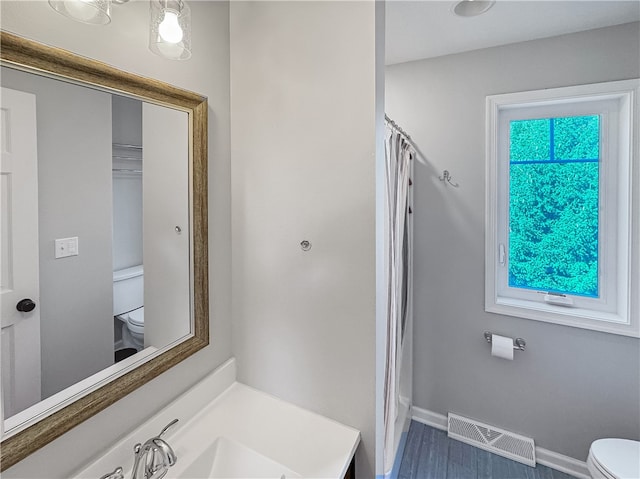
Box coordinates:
[508,115,600,298]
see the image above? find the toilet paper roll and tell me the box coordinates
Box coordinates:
[491,334,514,360]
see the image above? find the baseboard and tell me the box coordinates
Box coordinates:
[411,406,590,479]
[411,405,448,430]
[536,447,590,479]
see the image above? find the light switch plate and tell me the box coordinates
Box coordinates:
[55,237,79,259]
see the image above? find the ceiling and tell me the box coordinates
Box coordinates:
[385,1,640,65]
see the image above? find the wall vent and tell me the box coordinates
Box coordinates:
[447,413,536,467]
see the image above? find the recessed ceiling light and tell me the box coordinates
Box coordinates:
[452,0,495,17]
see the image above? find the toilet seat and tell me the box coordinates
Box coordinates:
[589,452,617,479]
[126,307,144,335]
[588,439,640,479]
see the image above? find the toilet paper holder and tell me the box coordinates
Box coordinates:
[484,331,526,351]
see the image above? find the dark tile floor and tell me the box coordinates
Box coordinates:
[398,421,578,479]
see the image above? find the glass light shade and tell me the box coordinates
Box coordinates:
[48,0,111,25]
[149,0,192,60]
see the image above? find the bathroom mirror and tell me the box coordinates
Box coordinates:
[0,31,209,470]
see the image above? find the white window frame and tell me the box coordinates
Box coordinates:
[485,79,639,337]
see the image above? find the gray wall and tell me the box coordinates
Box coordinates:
[230,2,381,476]
[112,95,142,147]
[1,0,232,477]
[386,22,640,460]
[1,68,115,399]
[112,95,143,271]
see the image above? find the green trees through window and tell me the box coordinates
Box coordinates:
[508,115,599,297]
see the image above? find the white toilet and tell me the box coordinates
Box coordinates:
[587,438,640,479]
[113,265,145,351]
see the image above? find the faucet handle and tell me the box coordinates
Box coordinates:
[99,466,124,479]
[158,418,179,439]
[153,438,178,467]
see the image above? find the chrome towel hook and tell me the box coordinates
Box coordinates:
[439,170,459,187]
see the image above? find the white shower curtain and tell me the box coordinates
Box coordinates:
[383,125,413,474]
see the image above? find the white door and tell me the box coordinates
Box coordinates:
[0,87,41,426]
[142,103,190,350]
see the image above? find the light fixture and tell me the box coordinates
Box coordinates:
[48,0,112,25]
[149,0,192,60]
[452,0,495,17]
[48,0,192,61]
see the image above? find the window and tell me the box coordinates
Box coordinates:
[509,115,600,298]
[485,80,639,336]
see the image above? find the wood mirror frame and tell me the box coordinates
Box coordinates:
[0,30,209,471]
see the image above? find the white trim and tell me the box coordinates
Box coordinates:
[536,447,591,479]
[485,78,640,338]
[411,406,590,479]
[411,405,448,430]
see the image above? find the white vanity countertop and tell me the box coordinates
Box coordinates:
[73,358,360,479]
[171,382,360,478]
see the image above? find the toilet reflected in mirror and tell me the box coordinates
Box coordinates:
[111,96,144,360]
[113,266,144,355]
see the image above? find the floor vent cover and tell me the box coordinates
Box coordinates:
[447,413,536,466]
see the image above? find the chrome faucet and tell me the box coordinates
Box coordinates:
[99,419,179,479]
[131,419,179,479]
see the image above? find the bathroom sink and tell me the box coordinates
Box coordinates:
[177,436,302,479]
[76,369,360,479]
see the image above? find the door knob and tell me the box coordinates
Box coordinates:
[16,298,36,313]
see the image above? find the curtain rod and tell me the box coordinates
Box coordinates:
[385,114,411,140]
[385,114,427,166]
